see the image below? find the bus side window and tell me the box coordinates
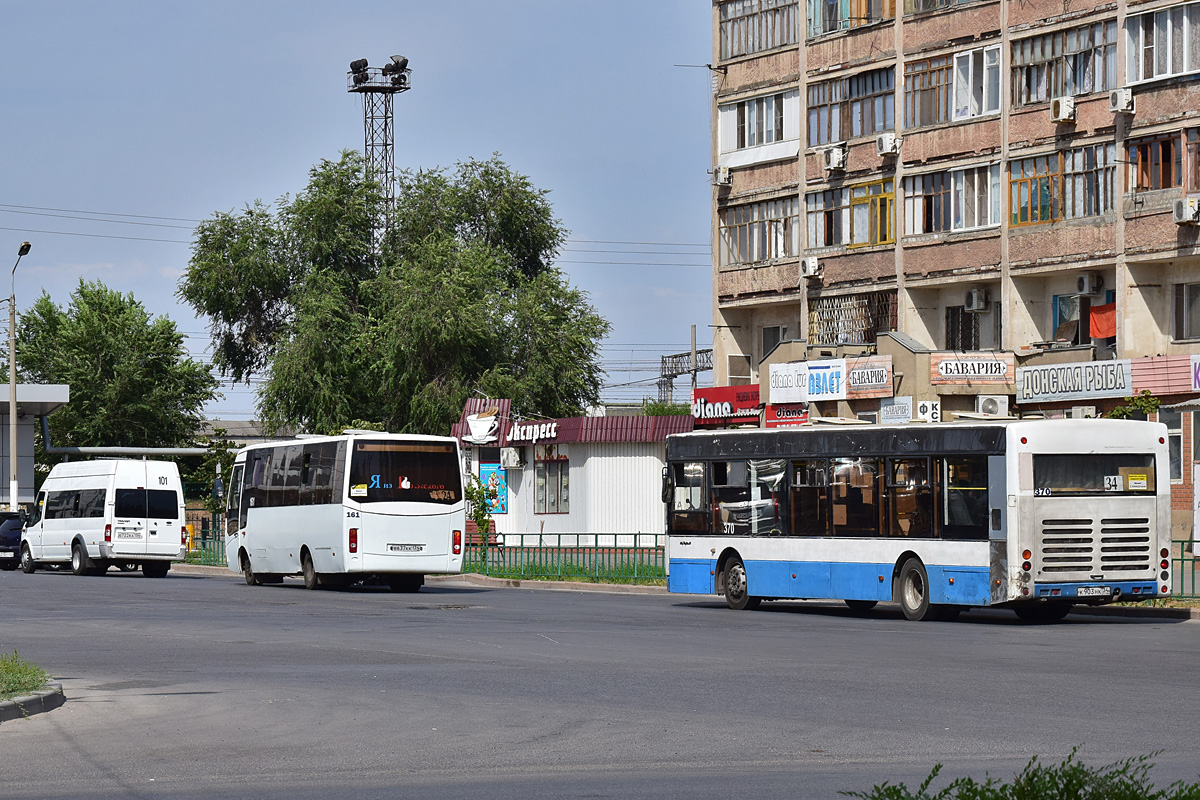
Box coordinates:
[668,462,709,534]
[941,456,989,540]
[791,459,829,536]
[887,457,932,538]
[831,458,880,537]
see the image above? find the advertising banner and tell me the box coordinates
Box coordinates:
[845,354,894,399]
[930,353,1015,385]
[764,403,809,428]
[692,385,761,427]
[478,464,508,515]
[1016,359,1133,403]
[769,359,847,404]
[880,395,912,424]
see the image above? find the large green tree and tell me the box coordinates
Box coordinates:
[18,280,219,452]
[180,151,610,435]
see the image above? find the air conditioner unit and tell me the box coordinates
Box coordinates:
[1172,197,1200,225]
[976,394,1010,416]
[1069,405,1098,419]
[875,132,901,157]
[1076,273,1103,295]
[499,447,524,469]
[1050,96,1077,123]
[712,165,732,186]
[964,288,990,312]
[801,256,823,278]
[822,144,847,171]
[1109,88,1135,114]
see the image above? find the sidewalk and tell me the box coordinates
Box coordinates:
[171,563,1200,619]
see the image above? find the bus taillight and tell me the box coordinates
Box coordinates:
[104,524,111,543]
[181,525,188,545]
[349,528,358,553]
[452,529,461,555]
[1161,548,1170,559]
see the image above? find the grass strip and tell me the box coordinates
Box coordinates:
[0,651,51,702]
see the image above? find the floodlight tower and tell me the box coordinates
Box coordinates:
[347,55,411,217]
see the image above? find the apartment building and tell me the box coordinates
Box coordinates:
[708,0,1200,532]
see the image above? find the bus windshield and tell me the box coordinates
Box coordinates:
[347,440,461,504]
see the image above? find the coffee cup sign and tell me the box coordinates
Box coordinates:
[464,410,499,443]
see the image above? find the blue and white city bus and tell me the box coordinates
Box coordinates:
[225,432,465,591]
[664,419,1171,621]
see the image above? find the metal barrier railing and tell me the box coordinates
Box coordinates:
[1173,539,1198,599]
[186,535,227,567]
[462,533,666,585]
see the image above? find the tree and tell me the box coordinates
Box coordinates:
[18,280,219,456]
[182,151,610,435]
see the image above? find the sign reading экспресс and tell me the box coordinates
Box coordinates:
[1015,359,1133,403]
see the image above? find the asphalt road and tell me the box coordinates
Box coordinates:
[2,566,1198,800]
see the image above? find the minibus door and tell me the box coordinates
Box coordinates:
[225,464,244,567]
[112,467,150,558]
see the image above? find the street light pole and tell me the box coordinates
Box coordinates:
[10,241,30,511]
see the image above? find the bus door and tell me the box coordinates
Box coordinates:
[224,463,245,569]
[666,462,708,534]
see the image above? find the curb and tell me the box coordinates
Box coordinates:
[171,563,1198,619]
[0,682,65,724]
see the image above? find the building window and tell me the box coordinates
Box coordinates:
[719,197,801,266]
[1052,293,1089,345]
[850,180,895,246]
[807,0,895,38]
[762,325,786,357]
[719,0,801,60]
[807,68,895,146]
[728,354,753,385]
[905,0,967,13]
[806,188,850,247]
[1128,134,1182,192]
[1010,154,1062,226]
[1173,282,1200,340]
[534,444,569,514]
[1190,130,1200,191]
[954,164,1002,230]
[808,291,898,345]
[1127,2,1200,84]
[903,171,951,235]
[1011,21,1118,107]
[1063,144,1117,218]
[1158,409,1183,481]
[954,45,1001,120]
[945,306,981,350]
[737,92,786,148]
[903,56,953,128]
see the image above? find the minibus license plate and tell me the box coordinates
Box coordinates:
[388,543,422,553]
[1077,586,1110,597]
[117,531,141,539]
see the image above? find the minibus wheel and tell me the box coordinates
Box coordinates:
[301,551,320,590]
[241,552,261,586]
[71,544,89,576]
[20,543,36,574]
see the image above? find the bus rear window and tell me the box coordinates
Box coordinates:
[115,489,180,519]
[1033,454,1156,496]
[348,441,461,504]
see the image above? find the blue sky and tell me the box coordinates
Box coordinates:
[0,1,714,418]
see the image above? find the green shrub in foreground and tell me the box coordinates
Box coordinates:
[843,751,1200,800]
[0,651,51,701]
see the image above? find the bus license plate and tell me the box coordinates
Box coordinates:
[1077,586,1111,597]
[388,543,423,553]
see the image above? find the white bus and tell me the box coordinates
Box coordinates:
[664,419,1171,621]
[225,432,465,590]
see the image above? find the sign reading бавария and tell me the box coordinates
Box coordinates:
[929,353,1015,385]
[1016,359,1133,403]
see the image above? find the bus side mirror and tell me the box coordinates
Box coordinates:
[661,466,671,505]
[213,476,225,502]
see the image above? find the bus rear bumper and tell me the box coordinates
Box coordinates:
[1030,580,1167,604]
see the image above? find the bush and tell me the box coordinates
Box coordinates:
[0,651,51,701]
[842,751,1200,800]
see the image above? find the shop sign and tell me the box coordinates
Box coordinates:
[764,403,809,428]
[930,353,1015,385]
[1192,355,1200,392]
[507,420,559,444]
[845,355,894,399]
[692,385,760,426]
[769,359,847,404]
[1016,359,1133,403]
[880,396,912,424]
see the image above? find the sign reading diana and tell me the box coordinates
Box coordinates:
[1016,359,1133,403]
[692,385,760,427]
[770,359,847,404]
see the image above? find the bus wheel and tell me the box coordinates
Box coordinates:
[71,544,89,576]
[301,552,320,590]
[241,553,261,586]
[723,556,760,611]
[845,599,878,613]
[20,543,37,574]
[1014,603,1072,623]
[897,558,934,621]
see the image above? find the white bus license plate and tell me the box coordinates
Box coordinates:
[1077,586,1111,597]
[388,543,423,553]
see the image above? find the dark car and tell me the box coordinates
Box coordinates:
[0,510,23,570]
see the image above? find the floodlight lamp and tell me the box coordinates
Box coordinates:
[349,58,369,73]
[391,73,408,87]
[390,55,408,72]
[17,242,31,257]
[353,72,369,86]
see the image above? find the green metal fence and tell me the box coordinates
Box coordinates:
[1173,539,1199,599]
[462,533,666,586]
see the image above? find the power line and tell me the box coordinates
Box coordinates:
[0,203,203,224]
[0,208,195,230]
[0,225,190,244]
